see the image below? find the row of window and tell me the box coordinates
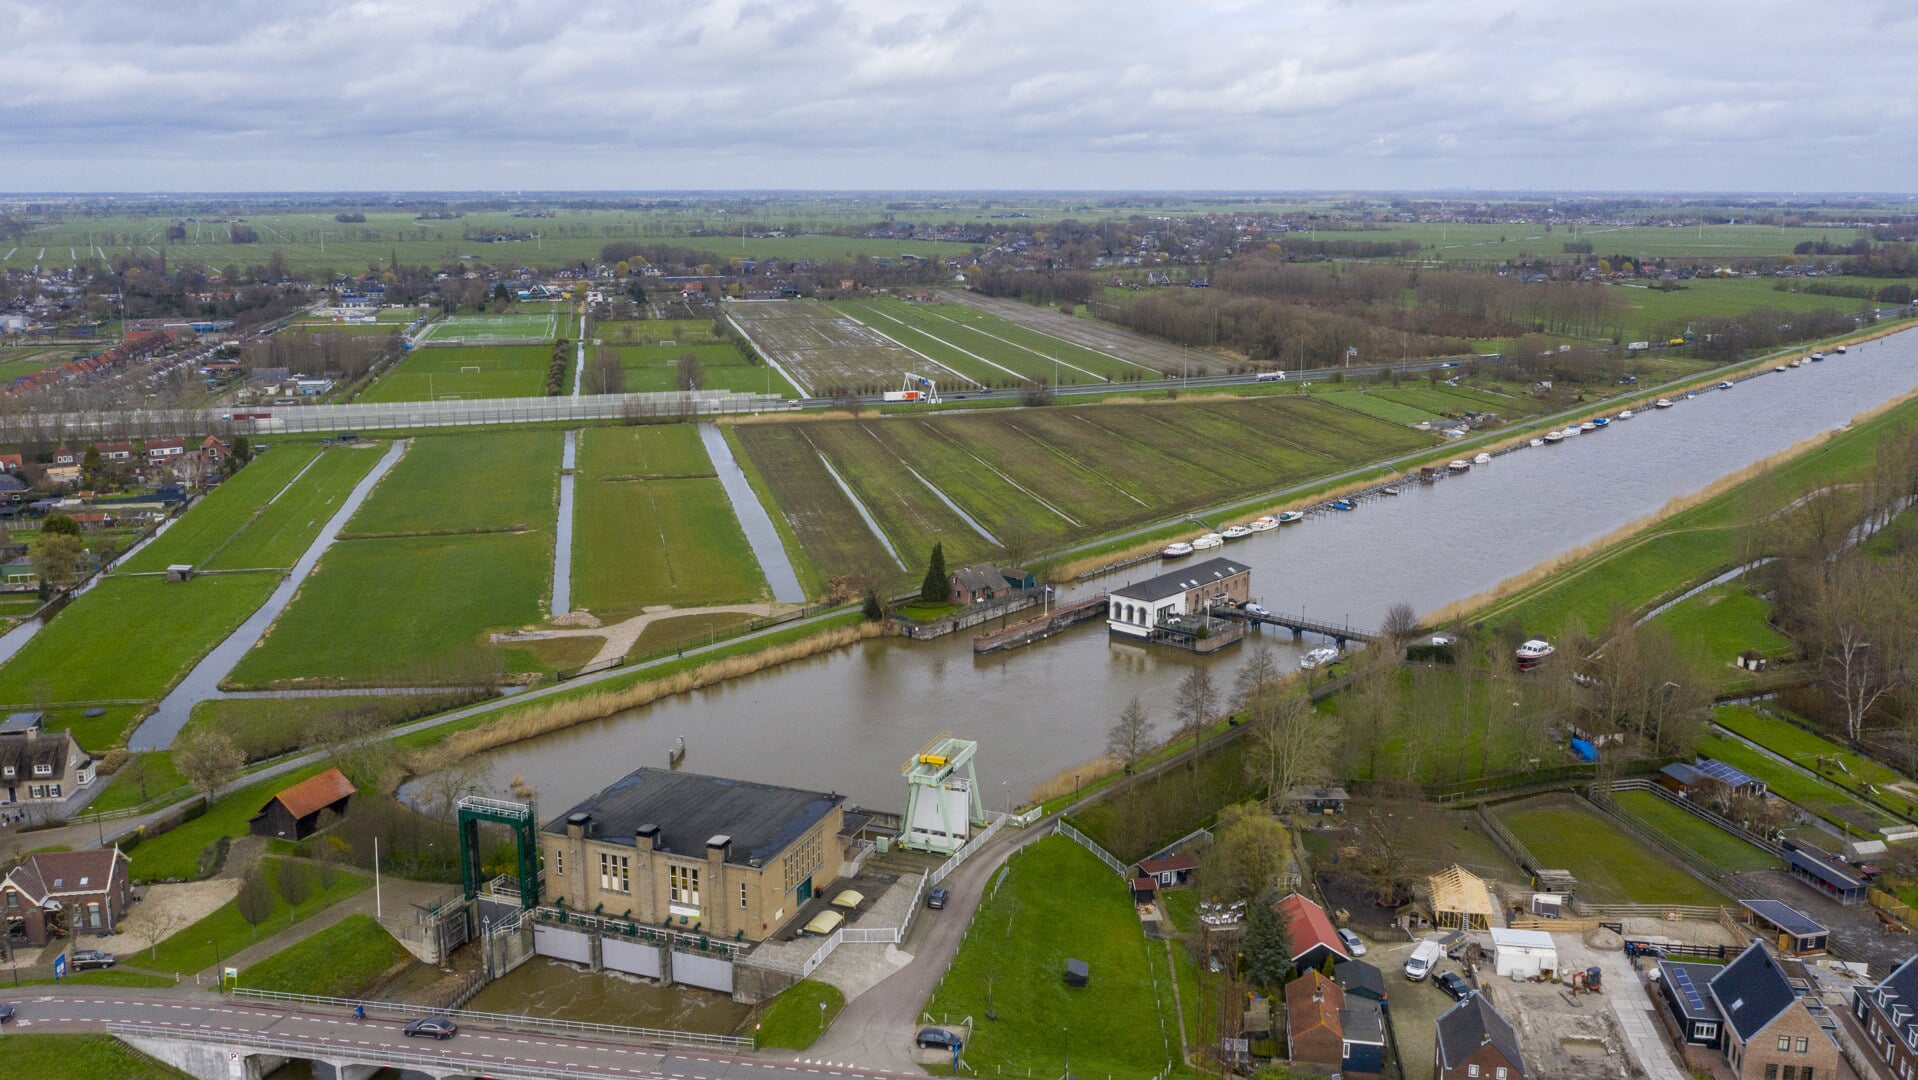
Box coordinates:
[1462,1065,1508,1078]
[25,783,60,799]
[1763,1065,1817,1080]
[551,845,768,916]
[1,763,55,778]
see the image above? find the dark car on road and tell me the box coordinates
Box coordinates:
[70,950,116,970]
[0,1002,15,1023]
[1435,971,1472,1001]
[916,1027,962,1050]
[926,888,948,910]
[404,1017,459,1040]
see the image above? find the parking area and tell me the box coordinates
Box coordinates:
[1362,932,1460,1074]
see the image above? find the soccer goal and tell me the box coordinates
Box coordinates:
[459,365,482,374]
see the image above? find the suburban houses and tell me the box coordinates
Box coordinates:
[0,711,94,804]
[1,847,132,946]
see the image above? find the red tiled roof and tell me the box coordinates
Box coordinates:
[1285,969,1344,1043]
[268,767,356,820]
[1140,854,1198,874]
[1278,892,1350,963]
[1132,876,1158,893]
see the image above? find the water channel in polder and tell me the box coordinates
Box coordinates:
[432,330,1918,815]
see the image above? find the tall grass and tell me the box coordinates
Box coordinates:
[1027,754,1121,805]
[431,621,887,760]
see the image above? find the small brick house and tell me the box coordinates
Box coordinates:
[1435,992,1526,1080]
[1286,969,1344,1069]
[1,847,133,946]
[1711,942,1840,1080]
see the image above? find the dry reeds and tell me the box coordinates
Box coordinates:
[432,621,887,763]
[1422,382,1918,627]
[1026,754,1122,805]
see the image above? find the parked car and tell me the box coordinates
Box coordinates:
[69,950,116,970]
[1435,971,1472,1001]
[1404,938,1444,981]
[926,888,948,910]
[1337,928,1367,957]
[1244,603,1271,618]
[1428,634,1456,647]
[0,1002,15,1023]
[403,1017,459,1040]
[916,1027,963,1051]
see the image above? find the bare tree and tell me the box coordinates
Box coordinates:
[1813,558,1912,740]
[1245,693,1339,810]
[234,864,274,941]
[1231,646,1284,717]
[310,707,392,788]
[1380,602,1420,648]
[410,746,493,822]
[585,345,625,395]
[174,731,243,799]
[1106,695,1155,774]
[675,350,704,391]
[1173,666,1221,779]
[275,859,317,925]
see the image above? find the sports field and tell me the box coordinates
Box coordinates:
[724,301,923,397]
[345,431,561,536]
[734,395,1435,586]
[358,344,556,403]
[572,427,768,616]
[598,342,797,397]
[415,311,558,345]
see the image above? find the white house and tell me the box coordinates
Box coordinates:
[1489,927,1559,979]
[1106,557,1250,640]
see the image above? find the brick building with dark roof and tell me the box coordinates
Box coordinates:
[1,847,132,946]
[1435,992,1527,1080]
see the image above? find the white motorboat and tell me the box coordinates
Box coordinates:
[1810,352,1826,362]
[1775,365,1788,373]
[1529,438,1544,447]
[1221,524,1254,541]
[1380,486,1401,496]
[1299,646,1341,671]
[1717,381,1733,390]
[1515,639,1555,668]
[1542,430,1564,444]
[1579,421,1597,432]
[1247,516,1279,532]
[1161,541,1194,559]
[1618,409,1634,419]
[1191,532,1224,550]
[1790,358,1805,368]
[1277,511,1305,524]
[1448,459,1471,473]
[1473,452,1492,465]
[1836,345,1848,355]
[1655,398,1674,408]
[1561,424,1577,437]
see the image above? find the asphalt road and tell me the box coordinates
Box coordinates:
[5,990,921,1080]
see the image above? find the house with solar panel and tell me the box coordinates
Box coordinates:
[1704,942,1840,1080]
[1737,899,1829,957]
[1854,953,1918,1080]
[1689,758,1769,798]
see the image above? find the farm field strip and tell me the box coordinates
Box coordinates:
[937,288,1238,375]
[345,430,562,536]
[723,301,937,395]
[204,447,386,570]
[117,446,323,573]
[909,422,1081,527]
[907,307,1108,382]
[798,430,913,572]
[830,300,1007,387]
[728,424,898,583]
[901,300,1154,380]
[855,427,1000,545]
[1319,390,1444,425]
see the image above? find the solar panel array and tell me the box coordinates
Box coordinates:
[1740,898,1827,937]
[1693,758,1759,789]
[1670,965,1708,1013]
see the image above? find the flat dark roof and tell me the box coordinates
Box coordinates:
[1112,557,1250,603]
[1786,849,1865,891]
[541,768,843,868]
[1740,898,1828,938]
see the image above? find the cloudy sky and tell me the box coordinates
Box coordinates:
[5,0,1915,193]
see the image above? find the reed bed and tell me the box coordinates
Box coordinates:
[1026,754,1122,805]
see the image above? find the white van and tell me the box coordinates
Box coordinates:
[1404,938,1445,981]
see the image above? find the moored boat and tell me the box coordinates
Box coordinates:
[1542,430,1564,444]
[1161,541,1194,559]
[1277,511,1304,524]
[1836,345,1848,355]
[1717,380,1733,390]
[1247,516,1278,532]
[1684,390,1697,399]
[1191,532,1224,550]
[1810,352,1826,362]
[1655,398,1674,408]
[1448,459,1471,473]
[1775,365,1788,373]
[1579,421,1597,432]
[1299,646,1341,670]
[1221,524,1253,541]
[1515,638,1555,668]
[1791,358,1805,368]
[1380,486,1400,496]
[1618,409,1634,419]
[1473,452,1492,465]
[1329,498,1356,511]
[1529,438,1544,447]
[1591,416,1610,428]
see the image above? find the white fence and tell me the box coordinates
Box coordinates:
[1057,820,1129,877]
[929,812,1010,887]
[798,928,843,977]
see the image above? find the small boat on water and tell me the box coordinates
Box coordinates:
[1299,646,1341,671]
[1191,532,1224,550]
[1380,486,1400,496]
[1717,381,1733,390]
[1592,416,1610,428]
[1811,352,1826,362]
[1221,524,1253,541]
[1618,409,1634,419]
[1515,638,1555,668]
[1775,364,1788,373]
[1329,498,1357,511]
[1790,358,1805,368]
[1561,424,1578,438]
[1448,460,1471,473]
[1161,541,1194,559]
[1529,438,1544,447]
[1247,516,1278,532]
[1684,390,1697,399]
[1579,421,1597,432]
[1277,511,1305,524]
[1542,430,1564,444]
[1836,345,1848,355]
[1655,398,1674,408]
[1473,452,1492,465]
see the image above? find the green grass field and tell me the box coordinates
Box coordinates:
[0,574,276,706]
[1713,705,1903,786]
[1615,279,1883,341]
[595,318,724,345]
[926,834,1179,1079]
[837,299,1149,385]
[143,858,368,973]
[0,1034,191,1079]
[1317,667,1565,786]
[345,430,561,536]
[753,979,846,1051]
[1319,390,1443,424]
[1695,731,1894,836]
[736,396,1434,586]
[202,446,385,569]
[127,763,344,881]
[1497,796,1725,905]
[1613,790,1782,873]
[601,341,796,396]
[415,311,558,345]
[358,344,556,402]
[182,693,478,763]
[85,751,186,813]
[227,530,551,688]
[1649,584,1794,679]
[119,446,321,572]
[240,912,410,996]
[574,427,767,615]
[42,704,145,753]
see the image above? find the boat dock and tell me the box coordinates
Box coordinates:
[973,594,1109,654]
[1218,608,1378,646]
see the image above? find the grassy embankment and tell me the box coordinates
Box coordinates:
[0,1035,191,1079]
[751,979,846,1050]
[142,858,368,971]
[240,913,410,996]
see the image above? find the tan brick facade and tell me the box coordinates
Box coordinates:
[541,804,843,942]
[1725,1001,1839,1080]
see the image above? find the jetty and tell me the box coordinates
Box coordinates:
[973,594,1108,654]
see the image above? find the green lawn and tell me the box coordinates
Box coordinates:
[926,834,1179,1079]
[753,979,846,1050]
[85,751,187,813]
[1613,790,1781,873]
[143,857,368,973]
[359,344,556,402]
[577,424,714,478]
[0,1034,191,1079]
[574,477,767,614]
[1318,390,1442,425]
[203,446,385,569]
[17,968,177,989]
[0,574,277,706]
[346,430,561,536]
[181,693,477,763]
[226,530,551,688]
[607,342,796,396]
[1497,797,1725,905]
[1650,584,1794,679]
[128,764,344,881]
[43,704,145,753]
[1713,705,1903,786]
[1616,279,1877,341]
[1699,721,1903,836]
[119,446,321,572]
[239,912,409,996]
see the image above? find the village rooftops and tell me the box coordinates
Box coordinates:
[1710,941,1798,1042]
[541,767,844,868]
[1113,557,1250,602]
[1864,954,1918,1050]
[1436,993,1527,1077]
[0,710,45,735]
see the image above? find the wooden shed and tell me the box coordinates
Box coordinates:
[248,767,355,841]
[1429,865,1495,931]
